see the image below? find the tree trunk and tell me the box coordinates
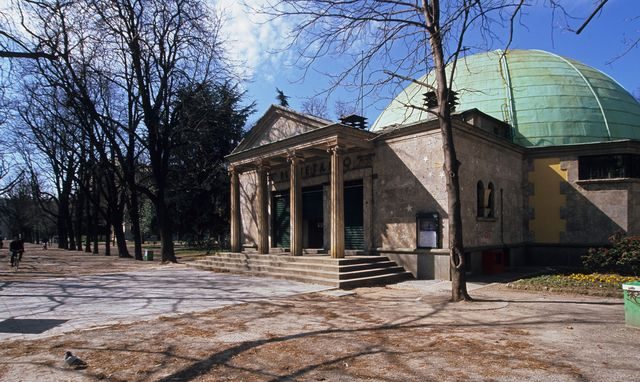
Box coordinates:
[156,195,176,263]
[93,235,99,254]
[104,212,111,256]
[114,223,130,258]
[57,178,73,249]
[125,9,177,263]
[112,201,131,258]
[67,210,76,251]
[56,207,68,249]
[75,192,84,251]
[92,184,101,254]
[427,11,471,302]
[128,179,143,261]
[85,195,92,253]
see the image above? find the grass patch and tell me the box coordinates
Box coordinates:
[508,272,639,298]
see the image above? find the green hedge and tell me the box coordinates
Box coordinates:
[583,233,640,276]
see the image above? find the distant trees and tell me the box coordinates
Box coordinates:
[0,179,55,242]
[169,81,253,243]
[0,0,251,259]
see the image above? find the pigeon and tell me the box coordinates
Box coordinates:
[64,351,87,369]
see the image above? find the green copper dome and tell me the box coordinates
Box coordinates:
[371,49,640,147]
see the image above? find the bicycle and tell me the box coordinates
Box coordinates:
[10,250,22,271]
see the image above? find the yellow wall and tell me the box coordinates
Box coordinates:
[528,158,567,243]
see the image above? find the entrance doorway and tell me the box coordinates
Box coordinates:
[302,186,324,248]
[272,180,364,252]
[272,191,289,248]
[344,180,364,250]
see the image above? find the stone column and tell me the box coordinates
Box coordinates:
[229,166,241,252]
[288,153,303,256]
[328,145,345,258]
[256,162,270,254]
[363,169,373,252]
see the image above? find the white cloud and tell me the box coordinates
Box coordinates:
[213,0,294,80]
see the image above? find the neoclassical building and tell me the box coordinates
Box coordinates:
[226,50,640,280]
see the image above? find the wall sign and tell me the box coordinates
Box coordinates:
[417,212,440,249]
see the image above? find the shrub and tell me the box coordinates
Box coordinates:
[583,232,640,276]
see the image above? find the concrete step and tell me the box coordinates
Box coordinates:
[192,257,340,272]
[337,266,408,280]
[191,260,405,281]
[338,261,400,272]
[190,261,339,279]
[188,263,338,287]
[338,272,414,289]
[186,253,414,288]
[191,257,401,274]
[206,252,390,266]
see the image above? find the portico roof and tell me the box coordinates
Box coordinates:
[226,105,376,170]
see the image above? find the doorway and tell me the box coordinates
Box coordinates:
[344,180,364,250]
[302,186,324,248]
[272,191,290,248]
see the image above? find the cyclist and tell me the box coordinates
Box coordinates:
[9,236,24,268]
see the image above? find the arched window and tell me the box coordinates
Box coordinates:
[487,182,495,218]
[476,181,485,218]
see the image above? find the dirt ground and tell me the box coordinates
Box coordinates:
[0,245,638,381]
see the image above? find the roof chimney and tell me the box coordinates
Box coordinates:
[423,90,459,111]
[339,114,367,129]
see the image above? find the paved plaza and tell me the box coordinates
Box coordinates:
[0,266,330,341]
[0,249,638,381]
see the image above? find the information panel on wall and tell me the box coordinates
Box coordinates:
[417,212,440,249]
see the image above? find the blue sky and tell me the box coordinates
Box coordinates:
[217,0,639,126]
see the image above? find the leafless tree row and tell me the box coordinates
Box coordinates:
[2,0,230,261]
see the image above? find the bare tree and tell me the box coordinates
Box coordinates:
[301,97,329,119]
[548,1,638,62]
[85,0,227,262]
[8,0,227,262]
[0,10,56,60]
[333,100,358,119]
[262,0,525,301]
[0,156,22,196]
[17,83,82,249]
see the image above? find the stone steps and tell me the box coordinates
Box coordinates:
[193,257,400,273]
[186,252,413,288]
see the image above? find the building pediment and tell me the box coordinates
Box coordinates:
[228,105,376,170]
[233,105,332,154]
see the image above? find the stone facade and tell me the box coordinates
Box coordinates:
[520,142,640,265]
[373,129,448,250]
[229,105,640,279]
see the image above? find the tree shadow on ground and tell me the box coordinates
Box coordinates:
[149,296,596,382]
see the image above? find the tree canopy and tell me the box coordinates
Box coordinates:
[169,81,254,243]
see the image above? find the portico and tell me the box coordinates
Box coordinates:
[226,105,375,258]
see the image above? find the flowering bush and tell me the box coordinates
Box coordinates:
[566,273,636,287]
[509,272,637,297]
[583,233,640,276]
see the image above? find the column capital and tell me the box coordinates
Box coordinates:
[327,144,345,156]
[287,151,305,164]
[228,165,239,176]
[255,160,271,172]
